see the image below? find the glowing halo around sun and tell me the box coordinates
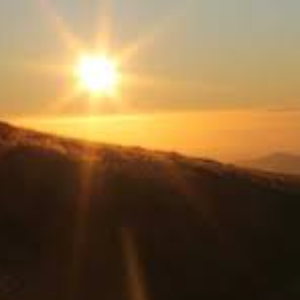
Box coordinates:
[75,54,119,96]
[31,0,183,115]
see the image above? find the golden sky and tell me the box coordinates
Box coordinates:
[1,0,300,115]
[14,109,300,161]
[1,1,300,159]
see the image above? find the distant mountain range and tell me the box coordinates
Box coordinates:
[239,152,300,175]
[0,121,300,299]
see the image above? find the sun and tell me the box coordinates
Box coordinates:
[75,54,119,96]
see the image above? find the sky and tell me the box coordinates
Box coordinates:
[15,110,300,161]
[1,0,300,159]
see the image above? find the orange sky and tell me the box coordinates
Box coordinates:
[1,1,300,160]
[1,1,300,116]
[13,109,300,161]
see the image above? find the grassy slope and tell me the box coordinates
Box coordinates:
[0,121,300,300]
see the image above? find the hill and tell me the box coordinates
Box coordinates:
[239,152,300,175]
[0,121,300,300]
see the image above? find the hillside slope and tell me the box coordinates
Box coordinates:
[0,121,300,300]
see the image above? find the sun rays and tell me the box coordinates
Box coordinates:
[21,0,186,116]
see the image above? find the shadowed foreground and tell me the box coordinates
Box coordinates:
[0,121,300,300]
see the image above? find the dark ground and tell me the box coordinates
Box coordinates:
[0,121,300,300]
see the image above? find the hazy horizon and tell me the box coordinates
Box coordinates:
[8,109,300,161]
